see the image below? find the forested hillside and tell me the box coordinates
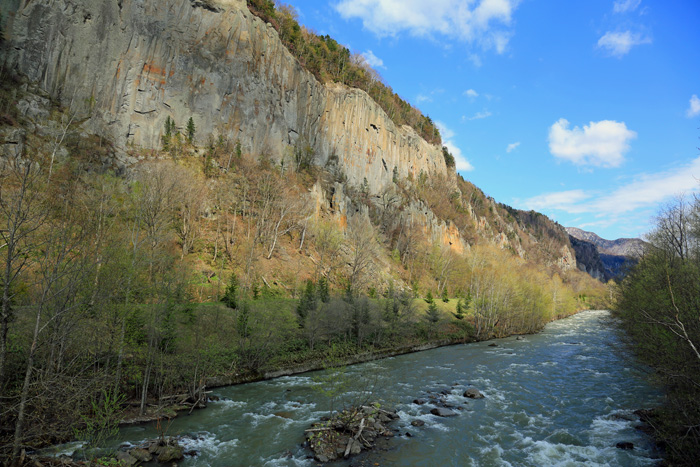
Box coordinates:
[0,72,606,460]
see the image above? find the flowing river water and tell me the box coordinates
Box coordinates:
[112,310,663,466]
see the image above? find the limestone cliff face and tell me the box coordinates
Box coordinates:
[3,0,446,193]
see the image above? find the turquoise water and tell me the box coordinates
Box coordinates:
[114,310,663,466]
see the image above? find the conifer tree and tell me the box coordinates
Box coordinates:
[222,273,239,309]
[296,280,316,328]
[426,299,440,326]
[186,117,196,144]
[453,299,465,320]
[317,276,330,303]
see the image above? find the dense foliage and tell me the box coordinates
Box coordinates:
[245,0,442,146]
[614,195,700,465]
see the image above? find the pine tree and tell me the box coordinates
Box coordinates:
[296,280,316,328]
[161,116,175,150]
[317,276,330,303]
[426,299,440,325]
[453,299,465,320]
[222,274,239,309]
[441,288,449,303]
[186,117,196,144]
[237,302,250,338]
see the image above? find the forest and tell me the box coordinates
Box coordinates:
[0,72,608,462]
[614,195,700,466]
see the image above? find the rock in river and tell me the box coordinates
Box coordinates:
[463,388,485,399]
[430,407,457,417]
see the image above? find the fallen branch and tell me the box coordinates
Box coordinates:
[344,418,365,458]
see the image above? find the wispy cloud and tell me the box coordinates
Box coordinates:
[335,0,521,55]
[687,94,700,118]
[597,31,651,57]
[506,142,520,153]
[416,94,433,104]
[521,157,700,218]
[548,118,636,168]
[468,110,493,120]
[464,89,479,99]
[613,0,641,13]
[436,121,474,171]
[361,50,386,69]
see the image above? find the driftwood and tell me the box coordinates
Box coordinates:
[305,404,399,463]
[344,418,365,458]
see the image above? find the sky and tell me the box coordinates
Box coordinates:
[285,0,700,240]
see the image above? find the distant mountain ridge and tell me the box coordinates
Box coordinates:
[566,227,645,282]
[566,227,645,257]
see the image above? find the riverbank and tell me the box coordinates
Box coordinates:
[119,310,586,427]
[104,310,662,466]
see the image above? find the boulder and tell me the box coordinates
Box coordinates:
[430,407,457,417]
[411,420,425,427]
[156,445,184,463]
[115,451,138,467]
[463,388,485,399]
[413,399,427,405]
[616,442,634,450]
[128,447,152,462]
[488,343,498,347]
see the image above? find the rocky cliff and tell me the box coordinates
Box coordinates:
[2,0,581,273]
[569,235,606,281]
[566,227,643,281]
[2,0,446,193]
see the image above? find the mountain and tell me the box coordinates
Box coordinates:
[566,227,645,257]
[568,235,607,281]
[566,227,645,281]
[1,0,581,273]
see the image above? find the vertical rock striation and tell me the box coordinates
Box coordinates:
[2,0,446,193]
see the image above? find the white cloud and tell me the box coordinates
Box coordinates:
[416,94,433,104]
[522,190,591,212]
[506,142,520,153]
[335,0,520,54]
[687,94,700,118]
[613,0,641,13]
[548,118,636,168]
[436,121,474,171]
[597,31,651,57]
[361,50,385,69]
[469,110,493,120]
[464,89,479,99]
[521,157,700,217]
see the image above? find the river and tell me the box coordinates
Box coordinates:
[113,310,663,466]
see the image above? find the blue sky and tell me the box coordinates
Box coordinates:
[285,0,700,240]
